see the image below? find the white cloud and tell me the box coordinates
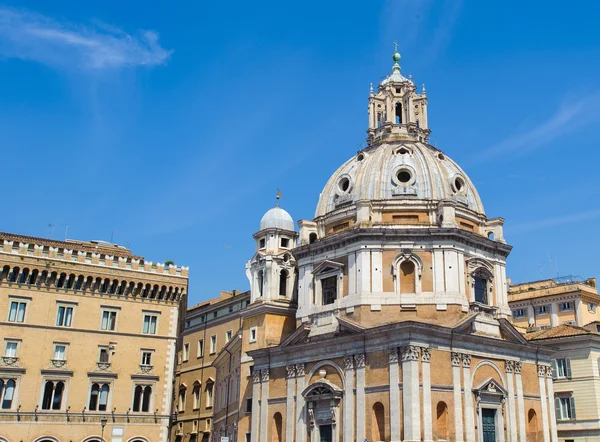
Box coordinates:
[474,91,600,163]
[0,7,171,70]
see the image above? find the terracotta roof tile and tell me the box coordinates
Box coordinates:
[525,324,594,341]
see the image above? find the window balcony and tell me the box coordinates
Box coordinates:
[139,364,153,374]
[50,359,67,368]
[0,356,18,366]
[96,361,112,371]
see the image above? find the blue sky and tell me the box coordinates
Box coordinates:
[1,0,599,305]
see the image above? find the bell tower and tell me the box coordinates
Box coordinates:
[367,48,430,145]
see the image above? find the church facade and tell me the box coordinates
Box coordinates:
[222,51,560,442]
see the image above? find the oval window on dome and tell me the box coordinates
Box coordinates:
[451,175,466,193]
[392,166,416,187]
[397,170,411,183]
[357,153,365,162]
[336,175,353,195]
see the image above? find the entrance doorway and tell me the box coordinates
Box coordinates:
[319,424,332,442]
[482,408,497,442]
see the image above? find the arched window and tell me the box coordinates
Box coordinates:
[41,380,64,410]
[142,386,151,412]
[395,102,403,124]
[372,402,385,441]
[40,270,49,285]
[257,271,264,297]
[89,383,110,411]
[0,265,10,281]
[143,284,151,298]
[132,385,152,412]
[56,273,67,288]
[474,275,488,304]
[8,267,19,283]
[28,269,39,285]
[279,270,288,298]
[205,381,214,408]
[0,379,16,409]
[527,409,538,441]
[109,279,119,294]
[309,232,318,244]
[400,260,416,294]
[436,402,448,439]
[47,271,58,286]
[151,284,159,298]
[19,268,29,284]
[178,386,187,412]
[272,412,283,442]
[193,382,201,409]
[159,286,167,299]
[66,274,76,289]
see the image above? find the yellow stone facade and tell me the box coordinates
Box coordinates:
[0,233,188,442]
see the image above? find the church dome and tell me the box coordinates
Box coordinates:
[315,141,485,219]
[260,206,295,231]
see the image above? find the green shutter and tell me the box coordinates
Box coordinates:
[566,359,572,379]
[552,359,558,379]
[569,396,577,419]
[555,397,561,420]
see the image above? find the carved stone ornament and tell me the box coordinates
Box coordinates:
[286,365,296,379]
[545,365,553,378]
[487,382,497,393]
[308,408,315,426]
[401,345,420,362]
[461,354,471,368]
[344,355,354,371]
[451,352,462,367]
[261,369,270,382]
[295,363,305,377]
[505,360,514,373]
[388,348,399,364]
[537,365,546,377]
[0,356,19,367]
[253,370,262,384]
[421,348,431,363]
[51,359,67,369]
[514,361,522,374]
[330,405,337,424]
[354,354,366,368]
[139,364,153,374]
[95,362,112,372]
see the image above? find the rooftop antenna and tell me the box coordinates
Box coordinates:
[48,224,55,239]
[110,231,114,243]
[276,189,282,200]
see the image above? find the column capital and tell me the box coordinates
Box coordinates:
[253,370,262,384]
[514,361,522,374]
[388,348,399,364]
[421,347,431,363]
[451,352,462,367]
[355,353,366,368]
[286,365,296,379]
[261,368,270,382]
[401,345,420,362]
[506,360,514,373]
[344,355,354,371]
[545,365,554,378]
[295,363,305,377]
[461,353,471,368]
[537,364,547,377]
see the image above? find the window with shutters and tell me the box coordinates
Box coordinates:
[142,313,158,334]
[555,395,576,420]
[553,358,572,379]
[0,378,16,409]
[512,309,525,318]
[100,308,118,331]
[559,302,574,312]
[88,382,111,411]
[7,298,29,323]
[56,303,75,327]
[210,335,217,354]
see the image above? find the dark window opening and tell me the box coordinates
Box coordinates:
[321,276,337,305]
[279,270,288,297]
[280,238,289,248]
[397,170,411,183]
[309,233,318,244]
[474,276,488,304]
[395,103,403,124]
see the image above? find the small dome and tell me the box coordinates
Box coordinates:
[259,206,295,232]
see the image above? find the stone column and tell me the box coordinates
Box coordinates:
[389,348,401,442]
[514,362,526,442]
[462,354,475,442]
[343,356,355,442]
[422,348,433,442]
[452,352,464,442]
[286,365,296,442]
[546,366,558,442]
[575,300,583,325]
[296,363,306,442]
[251,370,261,442]
[402,345,421,442]
[259,369,269,442]
[550,303,558,327]
[505,361,518,442]
[355,354,366,442]
[538,365,550,442]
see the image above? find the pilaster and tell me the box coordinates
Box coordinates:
[402,345,421,442]
[462,354,475,442]
[286,365,296,442]
[545,366,558,442]
[343,356,355,442]
[355,353,366,442]
[422,348,433,442]
[505,361,518,442]
[259,368,269,442]
[452,352,464,442]
[251,370,261,442]
[389,348,401,442]
[295,363,306,442]
[514,362,526,442]
[538,365,550,442]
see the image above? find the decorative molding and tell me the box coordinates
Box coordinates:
[537,365,546,377]
[261,368,270,382]
[344,355,354,371]
[388,348,399,364]
[451,352,462,367]
[514,361,522,374]
[421,347,431,363]
[354,353,366,368]
[252,370,262,384]
[295,363,305,377]
[505,360,514,373]
[545,366,553,378]
[401,345,419,362]
[286,365,296,379]
[461,354,471,368]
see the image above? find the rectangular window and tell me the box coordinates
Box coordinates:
[98,347,110,363]
[4,341,18,357]
[536,305,548,315]
[228,305,234,313]
[512,309,525,318]
[53,343,67,361]
[321,276,337,305]
[280,237,289,248]
[554,358,572,379]
[246,397,252,413]
[556,396,576,420]
[8,300,27,323]
[259,238,266,249]
[197,339,204,358]
[101,309,118,331]
[183,343,190,362]
[56,304,74,327]
[589,303,597,313]
[141,350,153,366]
[142,314,158,334]
[213,311,217,319]
[246,434,251,442]
[226,330,232,343]
[249,327,257,343]
[210,336,217,354]
[559,302,574,312]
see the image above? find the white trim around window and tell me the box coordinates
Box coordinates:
[141,310,160,335]
[7,296,31,323]
[55,301,76,327]
[99,306,120,331]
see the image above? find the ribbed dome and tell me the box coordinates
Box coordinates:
[260,206,295,231]
[315,141,484,219]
